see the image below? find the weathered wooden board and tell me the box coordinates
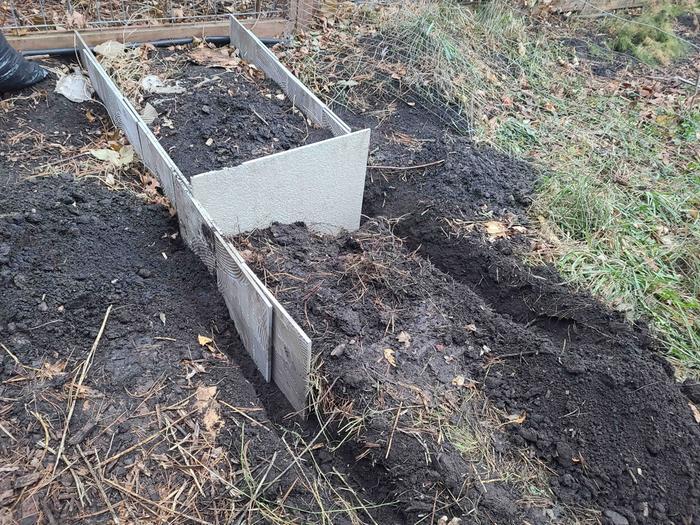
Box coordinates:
[229,15,349,137]
[214,234,273,381]
[10,19,290,52]
[267,291,312,415]
[173,174,217,274]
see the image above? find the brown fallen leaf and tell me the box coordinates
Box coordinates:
[188,47,241,70]
[505,412,527,425]
[198,335,213,346]
[383,348,397,367]
[690,402,700,424]
[194,385,217,411]
[483,220,508,239]
[396,331,411,348]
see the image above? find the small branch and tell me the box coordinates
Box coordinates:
[53,305,113,474]
[385,402,403,460]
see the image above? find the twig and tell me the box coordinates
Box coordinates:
[99,410,195,467]
[385,401,402,460]
[102,478,213,525]
[53,305,113,474]
[251,108,269,126]
[77,445,120,524]
[0,422,16,442]
[219,400,268,429]
[368,159,445,171]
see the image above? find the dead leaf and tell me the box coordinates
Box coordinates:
[93,40,126,58]
[396,331,411,348]
[465,323,477,333]
[452,375,465,387]
[188,47,241,70]
[690,403,700,424]
[506,412,527,425]
[483,221,508,239]
[90,146,134,168]
[159,313,166,325]
[141,75,185,94]
[383,348,396,367]
[65,10,86,28]
[194,385,217,411]
[203,406,221,433]
[198,335,213,346]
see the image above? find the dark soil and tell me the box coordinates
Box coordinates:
[0,60,110,184]
[237,94,700,524]
[0,66,392,525]
[2,42,699,525]
[0,174,346,523]
[356,99,700,523]
[146,50,333,179]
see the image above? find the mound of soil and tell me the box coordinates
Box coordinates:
[241,218,700,524]
[233,94,700,523]
[239,221,559,523]
[350,99,700,523]
[146,50,333,178]
[0,176,334,524]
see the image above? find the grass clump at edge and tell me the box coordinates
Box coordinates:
[608,2,694,65]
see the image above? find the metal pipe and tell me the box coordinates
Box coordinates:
[21,35,285,57]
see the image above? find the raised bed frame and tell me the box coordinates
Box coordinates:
[74,15,370,415]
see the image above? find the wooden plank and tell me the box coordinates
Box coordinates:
[550,0,646,14]
[8,19,290,52]
[268,292,312,416]
[214,234,273,381]
[173,174,217,274]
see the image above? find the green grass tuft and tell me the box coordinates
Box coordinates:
[608,3,692,65]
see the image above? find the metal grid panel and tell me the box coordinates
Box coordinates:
[1,0,289,32]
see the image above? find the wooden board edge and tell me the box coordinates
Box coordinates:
[8,18,291,52]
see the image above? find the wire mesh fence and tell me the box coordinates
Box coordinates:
[0,0,289,32]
